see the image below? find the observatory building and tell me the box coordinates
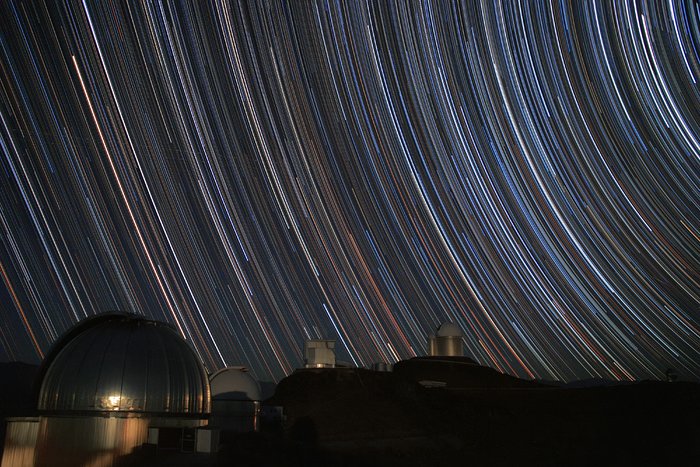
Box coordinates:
[2,313,211,467]
[304,339,336,368]
[207,366,262,445]
[428,322,464,357]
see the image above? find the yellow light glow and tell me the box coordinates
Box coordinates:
[108,395,120,409]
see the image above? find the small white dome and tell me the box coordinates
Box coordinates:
[436,322,462,338]
[209,367,262,401]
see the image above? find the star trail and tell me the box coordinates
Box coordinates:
[1,1,698,383]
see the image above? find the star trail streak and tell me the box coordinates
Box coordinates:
[1,1,698,383]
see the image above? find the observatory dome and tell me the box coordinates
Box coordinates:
[209,367,262,401]
[436,322,463,338]
[37,313,210,416]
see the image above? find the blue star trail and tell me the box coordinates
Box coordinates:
[1,1,698,383]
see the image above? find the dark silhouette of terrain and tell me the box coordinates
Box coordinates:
[2,359,699,466]
[267,360,700,467]
[0,361,39,412]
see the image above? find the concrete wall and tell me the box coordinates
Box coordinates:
[34,416,149,467]
[1,418,39,467]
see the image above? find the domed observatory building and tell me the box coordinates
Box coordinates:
[21,313,209,467]
[209,367,262,432]
[191,367,262,453]
[428,322,464,357]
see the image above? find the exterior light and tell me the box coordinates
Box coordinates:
[108,395,120,410]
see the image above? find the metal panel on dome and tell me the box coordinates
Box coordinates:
[37,314,210,416]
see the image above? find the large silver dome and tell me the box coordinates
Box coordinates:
[37,313,210,416]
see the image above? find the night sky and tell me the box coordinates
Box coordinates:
[1,1,698,383]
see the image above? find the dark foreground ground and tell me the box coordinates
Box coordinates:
[264,363,700,467]
[2,360,699,466]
